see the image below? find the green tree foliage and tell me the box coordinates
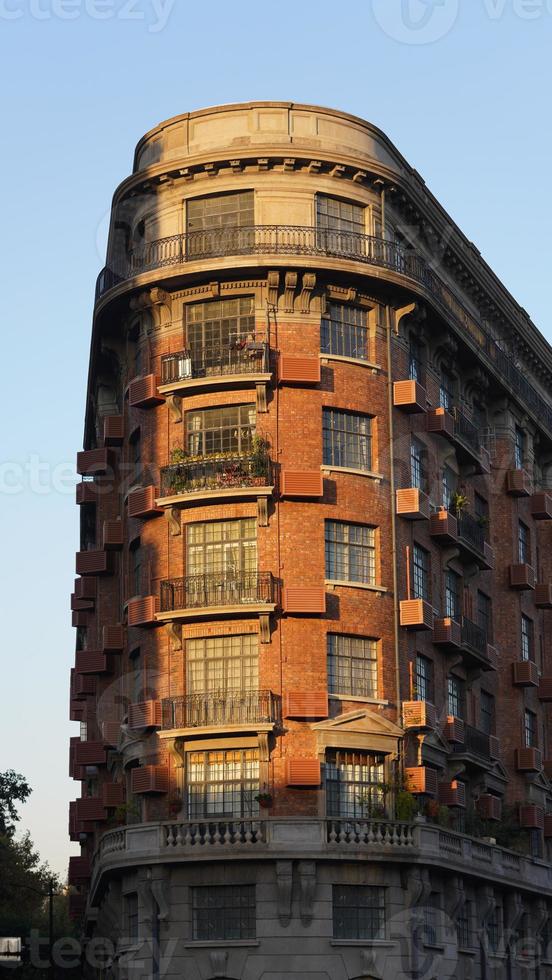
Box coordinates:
[0,771,31,837]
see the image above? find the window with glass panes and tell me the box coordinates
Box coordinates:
[186,634,258,694]
[316,195,365,235]
[448,676,465,719]
[486,905,502,954]
[332,885,385,940]
[424,893,441,946]
[412,545,429,600]
[321,303,368,360]
[439,369,455,410]
[323,408,372,471]
[325,750,386,819]
[477,590,492,640]
[457,901,472,949]
[524,709,537,747]
[518,521,530,563]
[445,569,461,620]
[192,885,256,941]
[325,521,376,584]
[410,438,427,491]
[185,297,255,373]
[514,426,526,469]
[414,654,433,702]
[327,634,377,698]
[187,748,259,818]
[187,191,254,232]
[442,465,457,510]
[125,894,138,941]
[521,614,534,662]
[408,336,423,382]
[186,519,257,577]
[480,691,495,735]
[186,404,256,457]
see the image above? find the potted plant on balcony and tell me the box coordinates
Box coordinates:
[249,435,269,484]
[451,490,469,515]
[254,791,273,809]
[395,790,419,823]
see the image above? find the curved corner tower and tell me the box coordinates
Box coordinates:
[69,102,552,979]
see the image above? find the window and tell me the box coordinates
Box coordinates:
[186,297,256,374]
[321,303,368,361]
[486,905,502,954]
[524,709,537,748]
[410,438,427,492]
[187,749,259,818]
[332,885,385,940]
[129,428,141,483]
[424,892,441,946]
[316,194,365,236]
[412,545,429,601]
[439,368,455,410]
[325,749,385,819]
[444,569,461,620]
[442,466,457,510]
[325,521,376,585]
[414,654,433,703]
[474,493,489,539]
[477,591,492,640]
[457,900,472,949]
[521,614,534,662]
[187,634,258,694]
[129,538,142,597]
[323,408,372,471]
[327,634,378,698]
[187,191,254,232]
[79,720,88,742]
[480,691,495,735]
[192,885,256,941]
[186,404,256,457]
[518,521,531,564]
[408,336,424,383]
[514,425,526,469]
[125,893,138,942]
[187,518,257,576]
[448,676,465,719]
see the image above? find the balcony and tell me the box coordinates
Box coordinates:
[429,510,458,544]
[515,747,542,773]
[509,563,535,590]
[399,599,434,631]
[452,724,493,767]
[392,380,427,413]
[402,701,437,730]
[456,511,494,569]
[395,488,430,521]
[506,469,532,496]
[427,407,489,471]
[157,572,276,639]
[460,616,496,671]
[159,343,271,396]
[512,660,539,687]
[161,690,280,732]
[158,450,273,511]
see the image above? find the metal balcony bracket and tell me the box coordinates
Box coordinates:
[276,860,293,927]
[256,381,268,414]
[165,506,181,537]
[165,621,182,651]
[257,496,269,528]
[298,861,317,926]
[166,394,182,423]
[259,613,271,644]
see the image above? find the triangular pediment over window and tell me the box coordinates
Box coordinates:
[311,708,402,757]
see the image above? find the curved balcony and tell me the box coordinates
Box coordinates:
[156,571,277,640]
[95,225,552,441]
[158,449,273,515]
[159,342,271,397]
[160,690,280,735]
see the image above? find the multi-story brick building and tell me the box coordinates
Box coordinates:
[68,102,552,979]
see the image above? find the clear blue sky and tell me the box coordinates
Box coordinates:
[1,0,550,878]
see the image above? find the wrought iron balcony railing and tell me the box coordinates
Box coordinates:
[95,225,552,442]
[452,406,481,454]
[160,450,272,498]
[161,690,280,730]
[161,343,269,385]
[453,723,491,761]
[461,616,488,657]
[160,571,275,612]
[456,510,486,556]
